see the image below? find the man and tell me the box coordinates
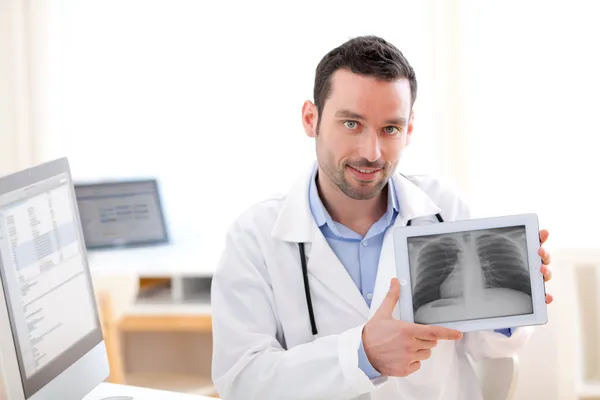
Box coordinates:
[211,35,553,400]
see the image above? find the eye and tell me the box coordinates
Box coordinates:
[384,126,399,135]
[343,120,359,130]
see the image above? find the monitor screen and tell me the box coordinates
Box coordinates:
[0,172,103,398]
[407,226,534,325]
[74,179,169,249]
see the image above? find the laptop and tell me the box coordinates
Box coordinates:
[73,178,170,250]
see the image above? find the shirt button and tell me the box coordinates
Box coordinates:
[361,240,368,247]
[366,293,373,300]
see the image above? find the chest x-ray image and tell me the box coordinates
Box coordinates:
[408,226,533,324]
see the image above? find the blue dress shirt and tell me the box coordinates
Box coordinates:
[307,166,511,379]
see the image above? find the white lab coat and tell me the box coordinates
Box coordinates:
[211,165,534,400]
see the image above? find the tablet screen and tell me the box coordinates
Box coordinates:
[407,225,534,324]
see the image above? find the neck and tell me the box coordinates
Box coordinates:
[316,168,388,236]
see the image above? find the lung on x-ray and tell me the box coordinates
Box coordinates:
[408,226,533,324]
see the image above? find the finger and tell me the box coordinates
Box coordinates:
[416,338,438,349]
[540,265,553,282]
[546,293,553,304]
[413,348,432,361]
[538,247,552,265]
[413,325,463,341]
[539,229,549,245]
[406,361,421,375]
[374,278,400,318]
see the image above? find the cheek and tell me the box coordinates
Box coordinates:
[381,137,405,160]
[322,129,353,158]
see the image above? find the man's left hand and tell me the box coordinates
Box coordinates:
[538,229,553,304]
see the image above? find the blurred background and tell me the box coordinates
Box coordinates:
[1,0,599,399]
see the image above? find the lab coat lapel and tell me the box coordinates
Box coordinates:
[271,164,314,244]
[271,163,370,319]
[369,173,442,318]
[306,226,371,319]
[371,229,402,318]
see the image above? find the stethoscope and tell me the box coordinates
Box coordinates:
[298,212,444,335]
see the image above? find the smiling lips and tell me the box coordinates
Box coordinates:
[347,165,382,181]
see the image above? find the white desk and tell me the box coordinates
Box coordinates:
[87,240,221,277]
[84,383,215,400]
[89,242,215,316]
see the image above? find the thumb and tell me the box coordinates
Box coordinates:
[374,278,400,318]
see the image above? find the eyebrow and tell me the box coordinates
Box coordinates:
[334,109,408,126]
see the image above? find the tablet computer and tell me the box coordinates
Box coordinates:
[393,213,548,332]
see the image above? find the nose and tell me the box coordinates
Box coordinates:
[357,130,381,162]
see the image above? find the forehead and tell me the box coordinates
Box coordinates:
[325,69,412,118]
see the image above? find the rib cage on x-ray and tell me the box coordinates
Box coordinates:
[476,232,532,296]
[410,226,532,318]
[412,237,461,312]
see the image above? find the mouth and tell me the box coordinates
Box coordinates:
[346,165,383,182]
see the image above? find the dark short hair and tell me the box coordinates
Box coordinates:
[313,35,417,118]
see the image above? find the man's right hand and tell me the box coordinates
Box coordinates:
[362,278,463,377]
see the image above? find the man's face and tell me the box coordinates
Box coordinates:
[302,69,414,200]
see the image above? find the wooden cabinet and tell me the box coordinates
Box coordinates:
[89,244,219,398]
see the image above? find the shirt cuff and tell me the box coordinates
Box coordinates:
[358,338,381,379]
[494,327,513,337]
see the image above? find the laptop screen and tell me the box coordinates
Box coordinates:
[74,179,169,249]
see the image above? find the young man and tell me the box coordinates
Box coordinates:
[210,35,553,400]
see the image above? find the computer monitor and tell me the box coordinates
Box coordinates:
[0,158,109,399]
[74,179,170,250]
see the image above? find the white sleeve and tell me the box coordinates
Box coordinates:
[210,222,387,400]
[462,326,535,360]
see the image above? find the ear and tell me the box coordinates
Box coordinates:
[302,100,318,138]
[405,109,415,146]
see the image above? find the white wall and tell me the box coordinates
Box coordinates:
[456,2,600,399]
[37,0,459,245]
[0,0,20,175]
[457,0,600,249]
[0,0,43,176]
